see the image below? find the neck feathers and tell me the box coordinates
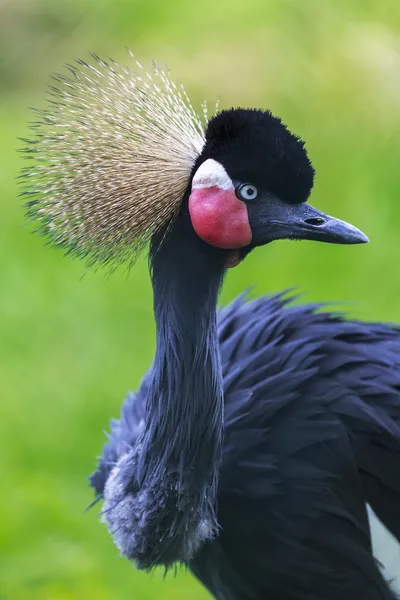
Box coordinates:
[103,213,225,569]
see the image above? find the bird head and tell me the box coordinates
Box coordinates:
[188,108,368,268]
[20,55,368,272]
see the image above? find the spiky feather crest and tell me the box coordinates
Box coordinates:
[20,54,207,269]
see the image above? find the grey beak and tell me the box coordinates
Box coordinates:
[265,202,369,245]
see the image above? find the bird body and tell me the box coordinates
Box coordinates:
[21,55,400,599]
[92,287,400,600]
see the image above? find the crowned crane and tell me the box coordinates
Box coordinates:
[21,55,400,600]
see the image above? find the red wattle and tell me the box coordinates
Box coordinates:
[188,186,252,249]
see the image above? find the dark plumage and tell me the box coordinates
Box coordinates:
[91,292,400,599]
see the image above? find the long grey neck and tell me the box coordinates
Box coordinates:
[134,215,226,568]
[141,226,225,482]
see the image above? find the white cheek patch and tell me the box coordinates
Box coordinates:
[192,158,234,191]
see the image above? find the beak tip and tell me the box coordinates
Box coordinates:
[353,230,369,244]
[334,221,369,245]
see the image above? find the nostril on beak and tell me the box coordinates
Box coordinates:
[304,217,325,227]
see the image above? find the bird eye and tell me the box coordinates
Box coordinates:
[237,184,258,201]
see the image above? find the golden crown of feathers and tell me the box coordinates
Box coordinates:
[20,53,214,270]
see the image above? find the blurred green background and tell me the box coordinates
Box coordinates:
[1,0,400,598]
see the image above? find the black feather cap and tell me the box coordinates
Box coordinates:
[198,108,315,205]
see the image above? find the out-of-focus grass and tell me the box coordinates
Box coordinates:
[1,1,400,598]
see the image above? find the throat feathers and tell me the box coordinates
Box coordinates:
[102,223,225,568]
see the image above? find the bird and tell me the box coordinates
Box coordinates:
[20,54,400,600]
